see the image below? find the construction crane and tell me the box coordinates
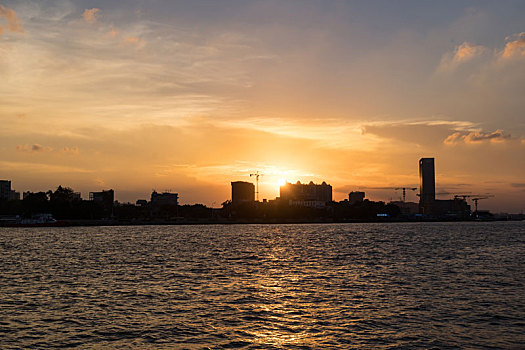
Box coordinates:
[453,194,478,200]
[363,186,418,202]
[454,194,494,212]
[472,196,493,213]
[250,171,263,201]
[393,187,418,202]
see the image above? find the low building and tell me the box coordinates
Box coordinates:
[90,189,114,212]
[149,191,179,219]
[349,191,365,205]
[231,181,255,205]
[289,200,328,209]
[433,198,471,218]
[390,201,419,215]
[151,191,178,206]
[136,199,148,207]
[0,180,20,201]
[280,181,332,207]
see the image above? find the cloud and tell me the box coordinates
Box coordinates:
[107,27,118,37]
[16,144,53,153]
[125,36,139,43]
[360,119,477,147]
[61,147,79,155]
[454,42,487,63]
[444,129,511,145]
[438,42,487,71]
[0,4,24,34]
[82,8,100,24]
[501,32,525,59]
[15,144,79,155]
[106,26,145,48]
[510,183,525,188]
[438,33,525,72]
[123,36,146,48]
[81,8,145,47]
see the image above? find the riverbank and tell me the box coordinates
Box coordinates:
[3,216,517,227]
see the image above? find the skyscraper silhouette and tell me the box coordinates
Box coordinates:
[419,158,435,214]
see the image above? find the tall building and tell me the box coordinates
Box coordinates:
[280,181,332,207]
[419,158,435,214]
[231,181,255,205]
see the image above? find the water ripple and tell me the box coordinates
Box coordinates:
[0,222,524,349]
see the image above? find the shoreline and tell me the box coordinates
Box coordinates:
[2,217,522,228]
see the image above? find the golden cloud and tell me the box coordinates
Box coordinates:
[437,42,487,71]
[454,42,486,63]
[0,4,24,34]
[502,32,525,58]
[123,36,146,48]
[444,129,511,145]
[82,8,100,24]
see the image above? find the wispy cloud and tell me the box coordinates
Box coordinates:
[123,36,146,48]
[0,4,23,35]
[362,119,476,130]
[16,144,53,153]
[15,144,78,155]
[444,129,511,145]
[61,147,79,155]
[82,9,145,47]
[82,8,100,24]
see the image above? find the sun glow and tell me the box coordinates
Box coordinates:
[277,178,287,187]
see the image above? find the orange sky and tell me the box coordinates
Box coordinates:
[1,1,524,212]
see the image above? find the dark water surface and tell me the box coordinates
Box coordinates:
[1,222,524,349]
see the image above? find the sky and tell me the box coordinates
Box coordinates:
[0,0,524,212]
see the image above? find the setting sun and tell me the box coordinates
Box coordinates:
[0,0,522,213]
[277,178,287,187]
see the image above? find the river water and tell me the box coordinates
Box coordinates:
[0,222,523,349]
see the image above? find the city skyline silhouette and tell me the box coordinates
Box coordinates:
[0,1,524,213]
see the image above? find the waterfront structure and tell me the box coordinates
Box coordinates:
[433,198,471,219]
[90,189,114,213]
[390,201,419,215]
[151,191,178,206]
[280,181,332,207]
[349,191,365,205]
[231,181,255,205]
[0,180,20,201]
[419,158,436,214]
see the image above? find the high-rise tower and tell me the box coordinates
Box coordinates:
[419,158,435,214]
